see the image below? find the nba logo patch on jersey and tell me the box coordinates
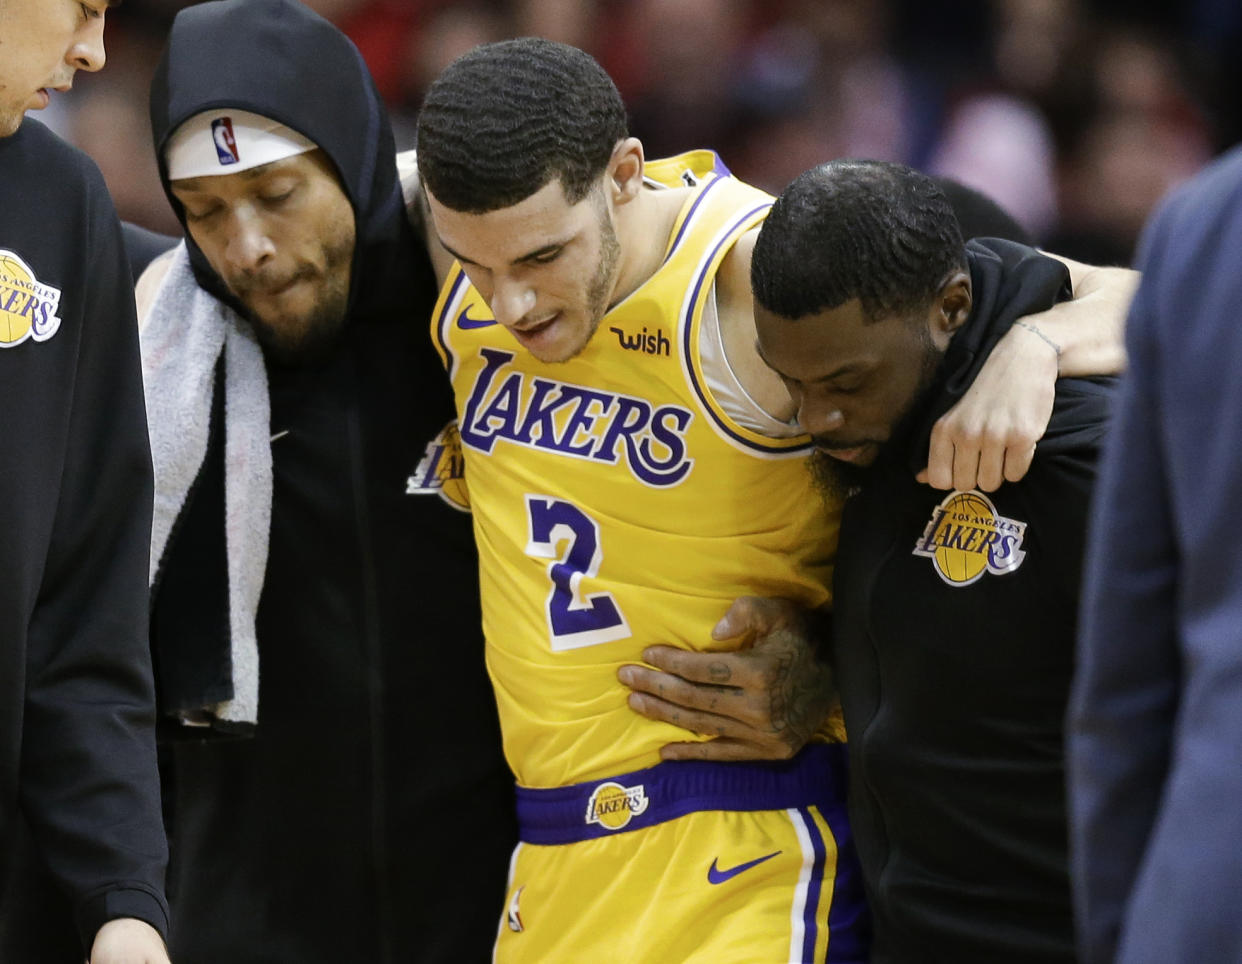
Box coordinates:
[406,420,470,511]
[211,117,240,166]
[585,781,649,831]
[0,249,62,348]
[912,489,1027,587]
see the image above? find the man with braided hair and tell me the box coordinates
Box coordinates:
[414,38,1132,960]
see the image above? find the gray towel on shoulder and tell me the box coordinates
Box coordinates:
[140,242,270,728]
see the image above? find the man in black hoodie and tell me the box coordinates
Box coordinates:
[751,160,1114,963]
[131,1,513,960]
[0,1,170,962]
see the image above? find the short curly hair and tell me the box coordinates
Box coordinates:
[417,38,628,213]
[752,160,966,323]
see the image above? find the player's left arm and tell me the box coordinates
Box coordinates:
[718,229,1139,494]
[618,597,834,762]
[922,255,1138,492]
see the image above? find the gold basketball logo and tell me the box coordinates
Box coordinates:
[406,420,470,511]
[584,781,649,831]
[913,490,1027,587]
[0,249,62,348]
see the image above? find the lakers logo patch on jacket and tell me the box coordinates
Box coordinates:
[0,249,62,347]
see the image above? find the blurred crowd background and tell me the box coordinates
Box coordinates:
[44,0,1242,267]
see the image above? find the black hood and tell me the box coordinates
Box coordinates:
[150,0,421,325]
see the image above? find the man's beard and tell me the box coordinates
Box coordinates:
[808,447,870,503]
[239,236,354,367]
[808,321,946,502]
[580,191,621,346]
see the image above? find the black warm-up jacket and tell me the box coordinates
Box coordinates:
[0,119,168,951]
[833,239,1115,964]
[141,3,516,961]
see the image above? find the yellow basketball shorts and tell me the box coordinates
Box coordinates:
[494,744,869,963]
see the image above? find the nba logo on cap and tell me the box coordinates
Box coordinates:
[211,117,240,166]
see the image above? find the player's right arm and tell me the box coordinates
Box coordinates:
[717,223,1135,491]
[134,249,177,329]
[397,149,456,289]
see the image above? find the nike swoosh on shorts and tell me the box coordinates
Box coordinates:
[707,850,782,885]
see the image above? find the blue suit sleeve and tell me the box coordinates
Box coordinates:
[1071,149,1242,963]
[1067,208,1180,964]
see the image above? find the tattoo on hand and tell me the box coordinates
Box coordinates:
[765,638,832,755]
[708,661,732,683]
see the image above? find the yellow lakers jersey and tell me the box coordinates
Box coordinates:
[432,151,840,788]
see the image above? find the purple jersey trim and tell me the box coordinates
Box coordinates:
[515,743,846,845]
[663,174,726,267]
[801,805,829,961]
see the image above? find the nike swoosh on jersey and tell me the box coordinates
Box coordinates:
[707,850,782,885]
[457,305,497,329]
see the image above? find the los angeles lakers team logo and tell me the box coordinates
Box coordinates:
[0,250,62,348]
[913,490,1027,587]
[406,420,470,511]
[585,781,649,831]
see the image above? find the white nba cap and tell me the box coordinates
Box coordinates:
[165,108,317,180]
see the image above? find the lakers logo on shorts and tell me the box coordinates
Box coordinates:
[406,420,470,511]
[913,490,1027,587]
[0,250,62,348]
[584,781,649,831]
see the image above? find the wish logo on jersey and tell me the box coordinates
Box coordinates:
[609,325,670,356]
[459,347,695,487]
[0,250,62,348]
[585,781,649,831]
[912,489,1027,587]
[406,420,470,511]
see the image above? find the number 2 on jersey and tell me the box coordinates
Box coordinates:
[525,495,632,651]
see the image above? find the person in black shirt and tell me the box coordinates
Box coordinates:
[749,160,1114,963]
[0,1,170,962]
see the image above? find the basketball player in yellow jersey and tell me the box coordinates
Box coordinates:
[414,39,1133,963]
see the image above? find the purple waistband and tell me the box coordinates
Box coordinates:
[515,742,847,845]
